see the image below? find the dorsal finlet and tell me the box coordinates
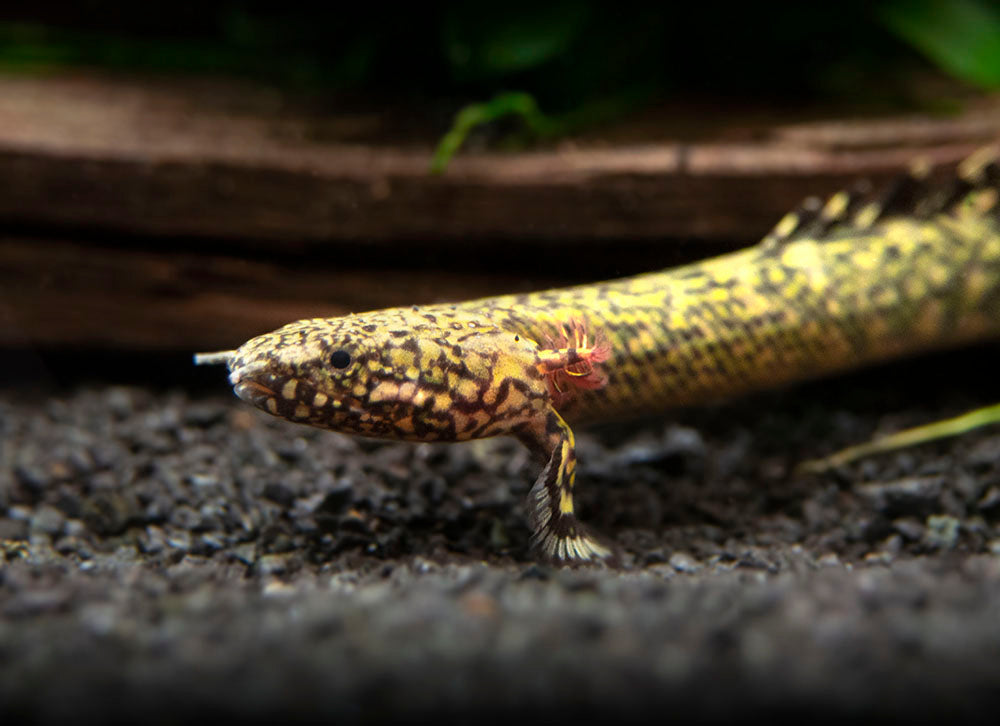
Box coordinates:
[958,144,999,185]
[760,182,870,250]
[761,144,1000,251]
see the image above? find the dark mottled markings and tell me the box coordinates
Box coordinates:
[428,349,449,367]
[615,319,639,340]
[490,378,512,408]
[451,396,487,415]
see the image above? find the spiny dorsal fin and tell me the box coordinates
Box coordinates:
[760,179,873,250]
[761,144,1000,250]
[956,145,1000,219]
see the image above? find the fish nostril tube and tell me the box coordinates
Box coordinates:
[193,350,237,366]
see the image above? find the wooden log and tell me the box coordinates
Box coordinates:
[2,73,999,350]
[1,74,997,245]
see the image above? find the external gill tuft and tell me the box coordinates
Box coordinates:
[537,318,612,405]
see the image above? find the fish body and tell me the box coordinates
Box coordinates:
[204,148,1000,564]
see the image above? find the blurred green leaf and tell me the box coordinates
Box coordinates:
[431,92,555,173]
[880,0,1000,88]
[430,86,653,173]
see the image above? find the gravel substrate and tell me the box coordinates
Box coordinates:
[4,349,1000,722]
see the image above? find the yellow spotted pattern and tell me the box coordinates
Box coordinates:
[221,148,1000,564]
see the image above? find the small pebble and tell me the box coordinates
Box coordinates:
[669,552,702,573]
[924,515,960,550]
[30,505,66,537]
[257,554,291,576]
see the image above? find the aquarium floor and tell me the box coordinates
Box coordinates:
[4,349,1000,722]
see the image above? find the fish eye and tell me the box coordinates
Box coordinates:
[329,350,352,369]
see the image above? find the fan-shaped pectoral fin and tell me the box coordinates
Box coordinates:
[518,407,616,565]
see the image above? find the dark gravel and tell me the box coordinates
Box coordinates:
[4,348,1000,722]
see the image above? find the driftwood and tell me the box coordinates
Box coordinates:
[1,73,998,349]
[3,74,999,244]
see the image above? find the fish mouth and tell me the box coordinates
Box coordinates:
[233,379,277,407]
[228,359,370,423]
[231,368,365,421]
[229,363,279,407]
